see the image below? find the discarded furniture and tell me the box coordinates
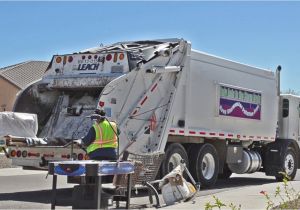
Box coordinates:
[48,160,134,209]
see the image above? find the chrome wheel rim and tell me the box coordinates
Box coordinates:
[168,153,182,172]
[284,154,295,176]
[201,153,215,180]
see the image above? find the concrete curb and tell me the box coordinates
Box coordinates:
[0,167,47,176]
[0,153,12,169]
[162,181,300,209]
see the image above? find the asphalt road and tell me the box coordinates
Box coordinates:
[0,168,299,209]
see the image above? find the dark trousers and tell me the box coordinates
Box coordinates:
[87,148,117,184]
[88,148,117,161]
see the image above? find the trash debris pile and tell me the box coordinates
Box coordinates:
[159,165,197,205]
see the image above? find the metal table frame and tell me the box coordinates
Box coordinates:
[49,161,133,210]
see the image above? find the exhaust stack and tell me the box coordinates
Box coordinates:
[276,65,281,96]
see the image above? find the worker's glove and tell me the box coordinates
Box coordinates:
[73,139,82,145]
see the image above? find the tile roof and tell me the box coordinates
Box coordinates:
[0,61,49,89]
[0,61,28,72]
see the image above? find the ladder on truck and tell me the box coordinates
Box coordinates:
[106,40,191,208]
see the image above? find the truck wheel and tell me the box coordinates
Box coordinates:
[190,143,219,188]
[162,143,189,177]
[275,147,298,181]
[218,163,232,179]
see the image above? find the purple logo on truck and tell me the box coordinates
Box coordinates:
[219,85,261,120]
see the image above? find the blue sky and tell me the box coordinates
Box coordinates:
[0,1,299,92]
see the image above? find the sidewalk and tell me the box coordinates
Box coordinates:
[162,180,300,209]
[0,153,12,169]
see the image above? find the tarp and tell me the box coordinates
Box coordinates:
[0,112,38,138]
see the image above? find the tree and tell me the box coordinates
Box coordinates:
[281,89,300,95]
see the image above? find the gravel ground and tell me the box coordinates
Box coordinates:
[0,153,13,169]
[273,198,300,209]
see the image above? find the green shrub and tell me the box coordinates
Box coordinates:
[204,172,300,210]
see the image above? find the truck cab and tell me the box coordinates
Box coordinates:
[279,94,300,143]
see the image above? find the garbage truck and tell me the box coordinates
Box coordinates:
[3,38,300,188]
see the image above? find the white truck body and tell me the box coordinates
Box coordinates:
[97,39,300,187]
[171,50,277,142]
[99,41,278,154]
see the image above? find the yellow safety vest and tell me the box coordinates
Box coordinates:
[86,120,118,154]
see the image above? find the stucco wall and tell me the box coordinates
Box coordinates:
[0,77,20,111]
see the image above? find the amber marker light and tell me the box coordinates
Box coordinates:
[56,57,62,63]
[119,53,124,60]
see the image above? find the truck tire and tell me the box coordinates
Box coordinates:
[190,143,219,188]
[218,163,232,179]
[275,147,298,181]
[162,143,189,177]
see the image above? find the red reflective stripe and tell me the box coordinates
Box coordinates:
[228,134,233,137]
[243,135,247,138]
[150,114,157,131]
[151,83,158,92]
[140,96,148,105]
[257,136,261,139]
[169,129,175,133]
[199,132,206,135]
[132,110,137,115]
[237,135,241,138]
[43,154,54,158]
[179,130,184,134]
[219,133,225,136]
[28,152,40,157]
[209,133,215,136]
[189,131,196,134]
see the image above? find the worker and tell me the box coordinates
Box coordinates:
[82,109,118,160]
